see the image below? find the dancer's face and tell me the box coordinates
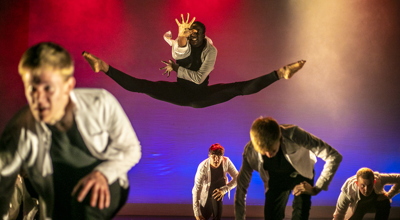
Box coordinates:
[250,131,281,158]
[189,23,205,47]
[22,68,75,125]
[209,154,223,168]
[356,177,375,197]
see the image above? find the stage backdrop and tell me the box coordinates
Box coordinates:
[1,0,399,209]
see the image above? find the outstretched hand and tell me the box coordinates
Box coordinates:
[292,181,321,196]
[160,60,178,77]
[71,170,110,210]
[175,13,196,38]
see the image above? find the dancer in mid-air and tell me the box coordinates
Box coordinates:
[83,14,305,108]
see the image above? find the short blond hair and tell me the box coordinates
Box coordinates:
[18,42,74,81]
[356,167,374,181]
[250,116,281,151]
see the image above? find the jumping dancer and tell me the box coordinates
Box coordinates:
[83,14,305,108]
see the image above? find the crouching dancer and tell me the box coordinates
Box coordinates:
[0,42,141,220]
[235,116,342,220]
[193,144,238,220]
[333,167,400,220]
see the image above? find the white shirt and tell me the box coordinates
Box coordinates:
[163,31,218,84]
[0,88,142,220]
[192,156,238,217]
[234,124,343,220]
[333,172,400,220]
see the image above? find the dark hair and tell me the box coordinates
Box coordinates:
[356,167,374,181]
[209,143,224,156]
[250,117,281,151]
[192,21,206,34]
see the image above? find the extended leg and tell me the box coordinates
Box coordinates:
[190,60,306,108]
[83,52,199,106]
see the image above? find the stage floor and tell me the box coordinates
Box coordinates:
[114,217,384,220]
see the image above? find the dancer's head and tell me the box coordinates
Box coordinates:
[209,143,224,168]
[189,21,206,48]
[355,167,375,197]
[250,117,281,158]
[18,42,76,124]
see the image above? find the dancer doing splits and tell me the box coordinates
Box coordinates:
[83,14,305,108]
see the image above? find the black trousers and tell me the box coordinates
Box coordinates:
[107,66,279,108]
[264,174,314,220]
[349,198,391,220]
[200,190,223,220]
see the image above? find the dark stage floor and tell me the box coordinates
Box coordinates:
[113,217,380,220]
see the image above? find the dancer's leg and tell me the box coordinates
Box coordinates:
[190,60,306,108]
[189,71,279,108]
[106,66,196,106]
[83,52,196,106]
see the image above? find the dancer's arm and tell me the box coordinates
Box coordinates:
[380,173,400,199]
[176,44,217,84]
[160,44,217,84]
[220,157,238,194]
[333,190,351,220]
[234,145,254,220]
[291,126,343,192]
[192,161,205,218]
[72,89,141,209]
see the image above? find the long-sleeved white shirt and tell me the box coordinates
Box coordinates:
[163,31,217,85]
[0,88,142,220]
[333,172,400,220]
[234,124,343,220]
[192,156,238,217]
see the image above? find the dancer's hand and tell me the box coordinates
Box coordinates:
[195,215,206,220]
[160,59,178,77]
[176,13,195,38]
[212,188,225,201]
[71,170,110,210]
[292,181,321,196]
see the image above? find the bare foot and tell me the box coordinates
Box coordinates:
[82,51,109,73]
[277,60,306,79]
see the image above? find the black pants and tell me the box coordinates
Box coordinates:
[264,175,314,220]
[107,66,279,108]
[200,192,223,220]
[52,180,129,220]
[349,198,391,220]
